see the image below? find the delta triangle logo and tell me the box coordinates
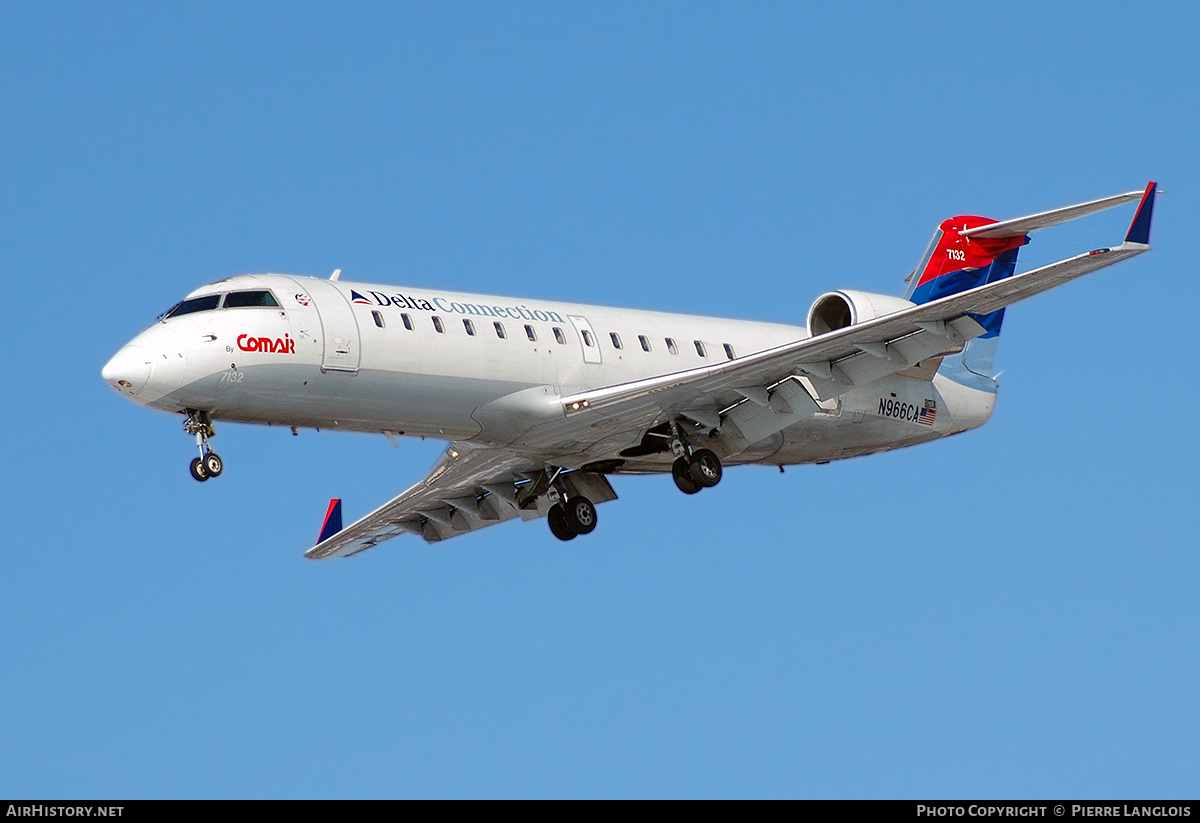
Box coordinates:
[350,289,372,304]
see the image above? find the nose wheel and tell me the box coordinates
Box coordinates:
[189,457,208,482]
[184,410,223,482]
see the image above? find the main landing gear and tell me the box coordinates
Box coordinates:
[547,496,597,541]
[184,410,223,482]
[667,422,723,495]
[543,475,598,542]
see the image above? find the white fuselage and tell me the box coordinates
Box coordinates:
[102,274,996,471]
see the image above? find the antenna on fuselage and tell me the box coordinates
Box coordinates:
[329,269,342,281]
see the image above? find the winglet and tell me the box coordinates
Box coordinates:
[317,498,343,544]
[1124,181,1156,245]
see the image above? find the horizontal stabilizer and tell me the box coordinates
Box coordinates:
[960,188,1146,239]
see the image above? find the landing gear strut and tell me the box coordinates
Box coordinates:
[184,410,223,482]
[668,422,723,495]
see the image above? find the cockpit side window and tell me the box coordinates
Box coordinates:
[223,290,280,308]
[165,294,221,318]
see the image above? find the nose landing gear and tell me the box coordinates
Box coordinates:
[184,410,223,482]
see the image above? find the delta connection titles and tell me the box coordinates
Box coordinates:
[916,807,1191,818]
[353,289,566,324]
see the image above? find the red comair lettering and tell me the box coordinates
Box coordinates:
[236,333,295,354]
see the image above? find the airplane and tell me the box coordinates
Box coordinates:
[102,183,1158,558]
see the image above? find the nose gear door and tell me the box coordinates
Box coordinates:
[299,279,362,373]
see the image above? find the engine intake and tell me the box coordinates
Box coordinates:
[807,290,917,337]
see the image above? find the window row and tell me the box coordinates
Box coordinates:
[372,311,556,342]
[593,331,735,360]
[370,311,737,359]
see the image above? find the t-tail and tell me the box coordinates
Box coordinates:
[903,182,1157,390]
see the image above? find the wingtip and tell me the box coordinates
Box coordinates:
[317,498,344,544]
[1124,181,1156,245]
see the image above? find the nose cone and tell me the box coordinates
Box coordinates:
[102,344,152,396]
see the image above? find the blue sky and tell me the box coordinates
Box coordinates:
[2,1,1197,799]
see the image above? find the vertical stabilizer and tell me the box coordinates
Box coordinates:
[904,215,1028,387]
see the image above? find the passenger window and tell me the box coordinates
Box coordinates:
[402,313,413,331]
[610,332,623,349]
[525,325,537,342]
[639,335,651,352]
[723,343,735,360]
[372,311,385,328]
[582,330,595,347]
[695,340,707,357]
[494,322,507,339]
[432,316,444,333]
[463,319,476,336]
[665,337,678,355]
[166,295,221,318]
[553,327,566,345]
[223,290,279,308]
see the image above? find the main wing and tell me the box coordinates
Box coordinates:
[306,444,617,558]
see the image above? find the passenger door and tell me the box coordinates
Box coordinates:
[304,279,362,373]
[568,314,602,365]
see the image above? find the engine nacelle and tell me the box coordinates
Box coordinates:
[807,290,917,337]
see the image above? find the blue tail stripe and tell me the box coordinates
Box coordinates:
[909,247,1020,339]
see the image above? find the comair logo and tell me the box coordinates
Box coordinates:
[237,333,296,354]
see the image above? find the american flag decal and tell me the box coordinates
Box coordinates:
[918,405,936,426]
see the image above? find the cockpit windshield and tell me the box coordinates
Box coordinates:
[223,290,279,308]
[163,294,221,319]
[160,289,280,320]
